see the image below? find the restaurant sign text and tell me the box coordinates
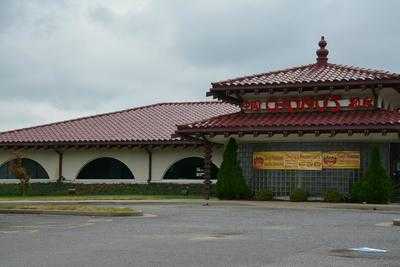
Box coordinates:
[242,95,374,113]
[253,151,360,170]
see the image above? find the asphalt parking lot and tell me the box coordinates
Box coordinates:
[1,204,399,267]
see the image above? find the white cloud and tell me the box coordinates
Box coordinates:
[0,0,399,131]
[0,100,89,131]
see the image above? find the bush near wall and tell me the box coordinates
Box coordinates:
[216,138,251,200]
[290,188,308,202]
[254,189,274,201]
[323,190,345,203]
[0,183,216,197]
[351,146,393,204]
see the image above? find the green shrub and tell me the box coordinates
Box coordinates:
[290,188,308,202]
[216,138,251,200]
[254,189,273,201]
[351,146,393,204]
[0,182,214,197]
[324,190,344,203]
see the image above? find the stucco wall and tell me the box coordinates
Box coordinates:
[0,146,224,183]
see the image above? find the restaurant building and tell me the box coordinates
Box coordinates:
[0,37,399,198]
[176,37,400,198]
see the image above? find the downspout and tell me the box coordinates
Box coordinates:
[55,150,64,183]
[145,147,152,183]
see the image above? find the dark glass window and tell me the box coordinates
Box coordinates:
[77,157,134,179]
[0,158,49,179]
[163,157,219,180]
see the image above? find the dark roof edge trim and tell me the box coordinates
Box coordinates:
[209,79,400,91]
[0,140,201,148]
[176,125,400,134]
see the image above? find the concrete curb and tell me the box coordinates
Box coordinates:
[0,208,143,217]
[0,199,399,212]
[326,203,400,212]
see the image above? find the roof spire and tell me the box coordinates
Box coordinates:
[316,36,329,64]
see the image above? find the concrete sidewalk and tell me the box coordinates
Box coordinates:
[1,199,399,212]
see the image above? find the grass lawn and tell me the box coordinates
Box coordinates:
[0,194,208,201]
[0,204,141,216]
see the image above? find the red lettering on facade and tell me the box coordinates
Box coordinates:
[349,97,360,109]
[362,97,374,108]
[329,95,341,112]
[267,101,277,112]
[241,95,374,113]
[241,100,260,112]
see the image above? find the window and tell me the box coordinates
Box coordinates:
[163,157,219,180]
[77,157,134,179]
[0,158,49,179]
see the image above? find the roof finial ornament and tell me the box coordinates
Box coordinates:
[316,36,329,64]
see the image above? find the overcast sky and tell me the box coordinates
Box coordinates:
[0,0,399,131]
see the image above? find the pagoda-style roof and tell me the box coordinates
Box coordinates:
[212,63,400,89]
[207,37,400,102]
[176,109,400,137]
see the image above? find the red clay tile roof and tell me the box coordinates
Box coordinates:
[0,102,239,146]
[177,109,400,134]
[211,63,400,89]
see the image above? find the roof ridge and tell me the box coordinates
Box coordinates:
[212,64,315,85]
[327,63,400,76]
[0,101,226,136]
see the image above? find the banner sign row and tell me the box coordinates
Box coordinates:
[253,151,360,170]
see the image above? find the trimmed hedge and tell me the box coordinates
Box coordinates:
[324,190,344,203]
[290,188,308,202]
[254,189,273,201]
[0,183,215,197]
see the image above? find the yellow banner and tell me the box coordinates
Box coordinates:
[253,151,360,170]
[253,151,322,170]
[322,151,360,169]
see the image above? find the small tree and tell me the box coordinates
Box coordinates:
[216,138,250,199]
[351,146,393,204]
[9,154,30,196]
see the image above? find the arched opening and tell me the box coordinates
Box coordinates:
[163,157,219,180]
[0,158,49,179]
[76,157,134,179]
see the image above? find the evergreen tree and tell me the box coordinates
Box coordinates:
[216,138,250,199]
[351,146,393,204]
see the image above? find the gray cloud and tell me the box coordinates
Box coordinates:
[0,0,399,131]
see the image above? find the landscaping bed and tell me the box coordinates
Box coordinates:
[0,194,206,201]
[0,182,215,197]
[0,204,142,216]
